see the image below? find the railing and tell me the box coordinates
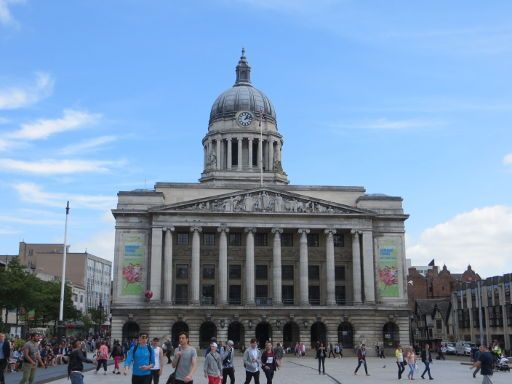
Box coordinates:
[228,298,242,305]
[309,298,321,305]
[255,297,273,306]
[201,297,214,305]
[282,298,295,305]
[174,298,189,305]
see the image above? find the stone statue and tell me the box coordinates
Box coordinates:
[207,153,217,169]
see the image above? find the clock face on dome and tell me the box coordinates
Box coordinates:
[237,111,253,127]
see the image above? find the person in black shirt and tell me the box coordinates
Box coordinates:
[68,340,94,384]
[316,342,326,375]
[420,344,433,380]
[471,345,494,384]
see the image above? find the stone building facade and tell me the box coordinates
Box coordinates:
[111,51,411,351]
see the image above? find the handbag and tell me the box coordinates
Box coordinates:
[166,356,180,384]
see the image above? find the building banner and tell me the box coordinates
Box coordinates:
[378,239,399,297]
[121,233,145,296]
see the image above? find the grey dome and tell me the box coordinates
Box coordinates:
[209,49,276,125]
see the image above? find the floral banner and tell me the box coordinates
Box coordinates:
[377,239,399,297]
[121,233,145,296]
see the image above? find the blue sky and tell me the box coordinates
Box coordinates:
[0,0,511,278]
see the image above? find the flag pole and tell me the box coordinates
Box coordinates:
[59,201,70,322]
[259,108,263,187]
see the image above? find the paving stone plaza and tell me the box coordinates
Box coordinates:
[46,355,510,384]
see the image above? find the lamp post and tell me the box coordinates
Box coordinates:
[98,301,104,337]
[58,201,70,337]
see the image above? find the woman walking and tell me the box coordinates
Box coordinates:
[406,348,417,380]
[95,341,109,375]
[111,341,123,374]
[316,342,326,375]
[395,344,405,380]
[261,342,278,384]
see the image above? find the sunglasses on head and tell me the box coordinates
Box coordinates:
[140,335,148,339]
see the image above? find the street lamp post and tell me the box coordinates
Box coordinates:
[98,301,104,336]
[58,201,70,337]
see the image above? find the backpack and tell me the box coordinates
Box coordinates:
[133,344,154,365]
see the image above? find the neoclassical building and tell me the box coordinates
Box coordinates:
[111,51,410,351]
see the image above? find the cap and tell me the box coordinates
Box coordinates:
[211,342,218,348]
[227,340,234,346]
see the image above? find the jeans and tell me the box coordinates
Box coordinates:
[421,361,432,379]
[482,375,494,384]
[354,360,368,375]
[222,367,235,384]
[407,363,415,379]
[0,358,7,384]
[18,363,37,384]
[132,375,152,384]
[244,370,260,384]
[151,369,160,384]
[96,359,107,372]
[396,361,405,379]
[263,368,274,384]
[70,372,84,384]
[318,357,325,373]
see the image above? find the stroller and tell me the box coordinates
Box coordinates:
[495,356,510,372]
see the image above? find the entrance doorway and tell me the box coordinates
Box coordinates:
[199,321,217,349]
[171,321,189,348]
[282,321,300,349]
[227,321,245,349]
[255,322,272,349]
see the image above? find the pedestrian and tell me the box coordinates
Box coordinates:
[243,338,261,384]
[0,333,11,384]
[67,339,94,384]
[338,343,343,358]
[394,344,405,380]
[150,337,164,384]
[316,342,326,375]
[261,341,277,384]
[353,344,369,376]
[221,340,235,384]
[471,345,494,384]
[327,343,335,358]
[163,338,173,364]
[406,348,416,381]
[274,343,284,368]
[473,345,481,378]
[95,341,109,375]
[18,333,45,384]
[420,343,433,380]
[124,333,155,384]
[438,343,446,361]
[111,340,124,374]
[204,342,223,384]
[171,331,197,384]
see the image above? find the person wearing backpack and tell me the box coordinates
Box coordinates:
[221,340,235,384]
[95,341,109,375]
[111,341,124,375]
[124,333,155,384]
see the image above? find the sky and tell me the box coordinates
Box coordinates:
[0,0,511,279]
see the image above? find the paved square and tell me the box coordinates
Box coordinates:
[45,355,510,384]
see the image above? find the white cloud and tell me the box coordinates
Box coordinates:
[0,158,121,174]
[73,228,115,263]
[7,109,100,140]
[0,0,24,27]
[329,117,443,132]
[406,205,512,278]
[13,182,116,210]
[59,135,117,155]
[0,72,54,109]
[0,214,61,226]
[504,153,512,165]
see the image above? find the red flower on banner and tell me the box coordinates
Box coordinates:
[122,263,142,285]
[378,266,398,287]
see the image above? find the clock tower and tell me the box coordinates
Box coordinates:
[200,49,289,185]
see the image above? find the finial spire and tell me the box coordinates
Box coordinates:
[235,48,251,86]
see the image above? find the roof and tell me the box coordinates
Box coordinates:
[415,298,451,321]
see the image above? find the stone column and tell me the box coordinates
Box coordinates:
[268,140,274,171]
[150,226,163,302]
[227,137,232,170]
[361,230,375,303]
[218,226,229,305]
[298,228,310,306]
[272,228,283,305]
[215,139,221,170]
[238,138,243,170]
[248,138,253,168]
[245,228,256,305]
[351,230,362,304]
[190,226,202,305]
[325,229,336,306]
[163,227,175,303]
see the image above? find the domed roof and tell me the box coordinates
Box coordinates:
[209,50,276,125]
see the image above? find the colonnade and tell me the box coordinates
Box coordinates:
[149,226,376,306]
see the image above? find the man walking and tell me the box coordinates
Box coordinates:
[172,331,197,384]
[150,337,164,384]
[420,343,434,380]
[67,339,94,384]
[353,344,369,376]
[204,342,222,384]
[19,333,45,384]
[0,333,11,384]
[124,333,155,384]
[243,338,261,384]
[471,345,494,384]
[164,338,173,364]
[221,340,235,384]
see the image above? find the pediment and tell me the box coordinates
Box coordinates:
[151,188,372,216]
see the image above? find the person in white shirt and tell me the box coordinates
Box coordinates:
[150,337,164,384]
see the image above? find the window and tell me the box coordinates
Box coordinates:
[256,265,268,280]
[256,285,268,298]
[436,319,442,330]
[176,264,188,279]
[229,233,242,246]
[175,284,188,304]
[203,233,216,246]
[335,285,346,304]
[309,265,320,281]
[335,266,346,281]
[333,234,344,247]
[80,295,83,303]
[281,233,293,247]
[282,265,294,280]
[282,285,294,305]
[307,233,319,247]
[255,233,268,247]
[309,285,320,305]
[202,284,215,305]
[229,265,241,279]
[229,285,241,305]
[203,264,215,279]
[176,233,189,245]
